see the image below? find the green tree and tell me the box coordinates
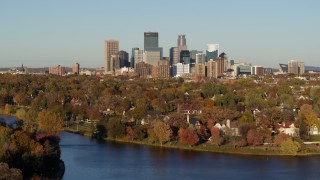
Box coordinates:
[280,138,301,156]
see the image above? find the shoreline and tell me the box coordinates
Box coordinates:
[63,128,320,156]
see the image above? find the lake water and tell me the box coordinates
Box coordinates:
[60,132,320,180]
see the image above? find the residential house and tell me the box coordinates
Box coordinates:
[277,121,299,137]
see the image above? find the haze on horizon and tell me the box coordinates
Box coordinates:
[0,0,319,68]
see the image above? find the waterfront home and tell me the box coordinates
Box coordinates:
[277,121,299,137]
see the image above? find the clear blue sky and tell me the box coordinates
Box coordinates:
[0,0,319,68]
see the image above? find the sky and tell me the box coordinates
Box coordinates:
[0,0,319,68]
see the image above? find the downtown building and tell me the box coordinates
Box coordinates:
[177,34,187,52]
[104,40,119,73]
[206,44,219,61]
[144,32,163,67]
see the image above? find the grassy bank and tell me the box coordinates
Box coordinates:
[64,126,320,156]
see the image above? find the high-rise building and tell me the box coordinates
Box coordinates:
[206,44,219,61]
[219,52,229,72]
[288,60,305,75]
[49,65,65,76]
[195,63,206,79]
[133,49,144,68]
[130,47,139,68]
[144,32,158,50]
[118,50,129,68]
[196,53,206,64]
[251,66,264,76]
[153,59,170,78]
[170,47,180,65]
[189,50,202,63]
[206,60,218,79]
[177,34,187,51]
[215,57,225,77]
[72,63,80,75]
[144,51,161,67]
[180,50,191,64]
[110,55,120,72]
[104,40,119,73]
[144,32,163,63]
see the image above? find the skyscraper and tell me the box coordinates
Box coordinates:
[118,50,129,68]
[104,40,119,73]
[206,44,219,61]
[177,34,187,51]
[196,53,205,64]
[130,47,139,68]
[170,47,180,65]
[144,32,163,62]
[206,60,218,79]
[144,32,158,50]
[180,50,191,64]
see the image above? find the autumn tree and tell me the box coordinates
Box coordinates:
[274,133,289,146]
[238,110,254,124]
[106,119,125,138]
[152,120,172,146]
[210,127,224,146]
[36,110,63,133]
[13,93,29,106]
[178,128,199,146]
[126,126,138,140]
[246,129,264,146]
[298,104,318,137]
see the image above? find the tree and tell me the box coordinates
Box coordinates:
[4,104,12,115]
[13,93,28,106]
[274,133,289,146]
[106,119,125,138]
[238,110,254,124]
[152,120,172,146]
[36,110,63,133]
[280,138,301,156]
[126,126,138,140]
[178,128,199,146]
[0,163,23,180]
[298,104,318,137]
[210,127,224,146]
[247,129,264,146]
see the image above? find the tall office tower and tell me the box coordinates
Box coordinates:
[288,60,305,75]
[104,40,119,73]
[130,47,139,68]
[251,66,264,76]
[206,60,218,79]
[49,65,65,76]
[133,49,144,68]
[196,53,205,64]
[118,50,129,68]
[144,51,161,67]
[180,50,191,64]
[72,63,80,75]
[189,50,202,63]
[219,52,229,72]
[144,32,163,62]
[144,32,158,50]
[110,55,120,72]
[206,44,219,61]
[177,34,187,51]
[170,47,180,65]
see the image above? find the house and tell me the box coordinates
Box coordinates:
[277,121,299,137]
[214,120,240,136]
[309,119,320,135]
[189,118,201,129]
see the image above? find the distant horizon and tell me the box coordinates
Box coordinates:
[1,0,319,68]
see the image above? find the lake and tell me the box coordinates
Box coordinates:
[60,132,320,180]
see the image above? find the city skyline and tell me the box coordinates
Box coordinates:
[0,0,319,68]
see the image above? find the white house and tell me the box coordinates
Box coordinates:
[278,121,299,137]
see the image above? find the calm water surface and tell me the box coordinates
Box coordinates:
[60,132,320,180]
